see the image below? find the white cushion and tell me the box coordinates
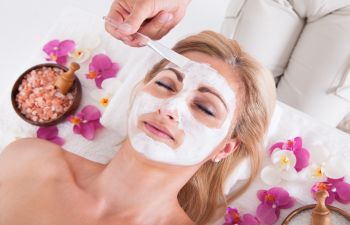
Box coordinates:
[221,0,304,77]
[277,4,350,126]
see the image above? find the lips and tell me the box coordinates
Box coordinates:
[144,121,174,140]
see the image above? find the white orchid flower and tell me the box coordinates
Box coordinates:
[304,144,350,181]
[69,35,101,63]
[261,149,298,185]
[90,78,123,109]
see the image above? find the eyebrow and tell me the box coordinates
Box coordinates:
[166,68,184,82]
[198,86,228,110]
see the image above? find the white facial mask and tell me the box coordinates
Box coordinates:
[128,61,236,166]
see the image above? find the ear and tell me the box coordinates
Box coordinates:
[211,138,240,163]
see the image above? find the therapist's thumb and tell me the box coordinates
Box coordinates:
[118,3,153,34]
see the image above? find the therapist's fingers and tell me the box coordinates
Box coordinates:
[105,3,131,42]
[105,18,141,47]
[138,11,174,40]
[119,1,155,35]
[105,0,191,46]
[139,10,185,40]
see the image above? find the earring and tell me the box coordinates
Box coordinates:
[214,158,221,163]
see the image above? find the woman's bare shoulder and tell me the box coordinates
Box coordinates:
[0,138,68,180]
[1,137,63,161]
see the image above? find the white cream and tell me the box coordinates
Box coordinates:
[127,61,236,166]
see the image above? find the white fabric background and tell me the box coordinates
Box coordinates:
[1,2,350,225]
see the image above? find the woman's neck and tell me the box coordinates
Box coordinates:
[89,137,197,223]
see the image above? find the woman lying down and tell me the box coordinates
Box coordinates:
[0,31,276,225]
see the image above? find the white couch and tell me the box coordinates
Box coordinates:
[221,0,350,127]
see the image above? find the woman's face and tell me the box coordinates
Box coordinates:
[127,52,239,166]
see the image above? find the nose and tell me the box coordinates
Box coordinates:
[158,106,179,122]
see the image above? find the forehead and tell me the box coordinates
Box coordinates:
[161,52,238,104]
[182,51,238,89]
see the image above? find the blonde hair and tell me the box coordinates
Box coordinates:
[141,31,276,224]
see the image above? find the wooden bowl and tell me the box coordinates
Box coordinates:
[11,63,82,127]
[282,204,350,224]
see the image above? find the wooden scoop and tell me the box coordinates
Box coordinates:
[55,62,80,94]
[312,190,331,225]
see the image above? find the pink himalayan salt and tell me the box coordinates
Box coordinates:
[16,66,75,123]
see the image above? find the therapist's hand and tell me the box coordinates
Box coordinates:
[105,0,191,46]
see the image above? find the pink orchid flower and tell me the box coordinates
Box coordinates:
[269,137,310,172]
[311,178,350,205]
[256,187,295,225]
[36,126,64,146]
[68,105,103,140]
[85,54,120,89]
[43,39,75,65]
[224,207,260,225]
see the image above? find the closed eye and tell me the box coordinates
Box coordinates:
[155,81,174,92]
[194,103,215,117]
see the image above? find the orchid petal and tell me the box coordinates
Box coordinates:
[257,190,267,202]
[273,189,295,209]
[56,56,68,65]
[293,148,310,172]
[334,181,350,204]
[91,54,113,70]
[37,126,58,139]
[89,63,97,73]
[278,197,295,209]
[95,70,117,89]
[256,203,278,225]
[268,142,284,155]
[224,207,241,224]
[80,105,101,121]
[80,122,96,140]
[269,187,294,208]
[260,165,282,185]
[43,40,59,54]
[325,191,336,204]
[73,124,81,134]
[93,120,103,129]
[57,40,75,56]
[241,214,260,225]
[88,54,119,89]
[95,75,105,89]
[103,62,120,77]
[49,136,65,146]
[293,137,302,150]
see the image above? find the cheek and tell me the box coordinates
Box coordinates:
[143,84,157,96]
